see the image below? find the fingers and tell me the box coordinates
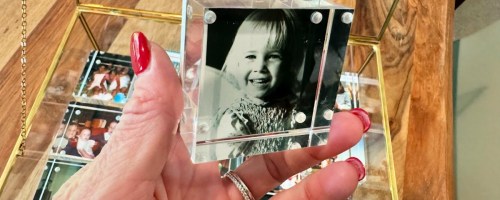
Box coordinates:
[271,161,361,200]
[234,110,368,198]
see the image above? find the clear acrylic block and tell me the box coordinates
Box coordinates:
[180,0,354,162]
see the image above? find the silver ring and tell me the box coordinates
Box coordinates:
[222,171,256,200]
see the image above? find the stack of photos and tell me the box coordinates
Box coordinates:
[53,50,181,162]
[190,8,353,162]
[38,50,182,193]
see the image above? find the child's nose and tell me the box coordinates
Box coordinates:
[251,58,268,72]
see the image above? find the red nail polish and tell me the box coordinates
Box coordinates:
[349,108,371,133]
[130,32,151,75]
[345,157,366,181]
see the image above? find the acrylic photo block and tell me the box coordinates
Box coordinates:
[50,102,123,162]
[180,0,354,162]
[73,51,136,107]
[34,159,86,200]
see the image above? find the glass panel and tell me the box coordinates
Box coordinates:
[80,12,181,55]
[343,44,394,199]
[77,0,182,14]
[350,0,397,39]
[0,10,182,198]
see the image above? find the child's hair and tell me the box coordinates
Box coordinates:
[98,64,107,69]
[222,10,305,93]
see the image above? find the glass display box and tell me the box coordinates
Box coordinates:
[0,0,400,199]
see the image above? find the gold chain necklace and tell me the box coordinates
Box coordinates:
[18,0,28,156]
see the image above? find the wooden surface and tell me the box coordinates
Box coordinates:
[359,0,455,199]
[0,0,76,189]
[403,0,455,198]
[0,0,455,199]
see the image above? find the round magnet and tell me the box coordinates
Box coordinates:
[186,68,195,80]
[341,12,354,24]
[323,109,334,120]
[310,11,323,24]
[295,112,307,123]
[204,10,217,24]
[187,5,193,19]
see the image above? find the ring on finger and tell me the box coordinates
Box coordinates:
[222,171,255,200]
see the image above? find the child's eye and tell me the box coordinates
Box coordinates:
[245,55,256,60]
[267,53,282,61]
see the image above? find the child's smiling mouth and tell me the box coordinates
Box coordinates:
[248,77,271,87]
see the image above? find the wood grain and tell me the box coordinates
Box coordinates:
[403,0,455,198]
[351,0,455,199]
[0,0,76,189]
[377,0,417,198]
[0,0,57,72]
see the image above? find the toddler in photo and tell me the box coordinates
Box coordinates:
[214,10,306,158]
[87,64,110,97]
[77,128,97,159]
[107,69,121,96]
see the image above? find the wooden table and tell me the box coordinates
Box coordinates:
[0,0,455,199]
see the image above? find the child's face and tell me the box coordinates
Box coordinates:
[110,71,117,79]
[229,32,284,100]
[98,66,106,72]
[80,129,91,140]
[121,67,129,75]
[66,125,78,139]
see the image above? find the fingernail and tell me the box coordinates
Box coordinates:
[345,157,366,181]
[349,108,371,133]
[130,32,151,75]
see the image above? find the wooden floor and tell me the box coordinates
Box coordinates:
[0,0,455,199]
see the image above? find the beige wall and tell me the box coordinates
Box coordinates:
[456,19,500,200]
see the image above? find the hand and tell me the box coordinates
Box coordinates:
[54,32,368,200]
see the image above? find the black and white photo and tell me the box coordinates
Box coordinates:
[194,8,336,162]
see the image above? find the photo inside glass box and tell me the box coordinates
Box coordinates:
[34,160,85,200]
[195,8,342,162]
[51,102,122,160]
[73,51,135,106]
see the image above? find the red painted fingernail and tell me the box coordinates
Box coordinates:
[345,157,366,181]
[349,108,371,133]
[130,32,151,75]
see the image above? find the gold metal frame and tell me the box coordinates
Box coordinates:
[1,2,400,199]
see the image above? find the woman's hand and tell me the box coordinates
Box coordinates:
[53,32,368,200]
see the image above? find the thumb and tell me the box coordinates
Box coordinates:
[54,32,183,199]
[104,32,183,179]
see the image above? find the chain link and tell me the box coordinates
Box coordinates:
[18,0,28,156]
